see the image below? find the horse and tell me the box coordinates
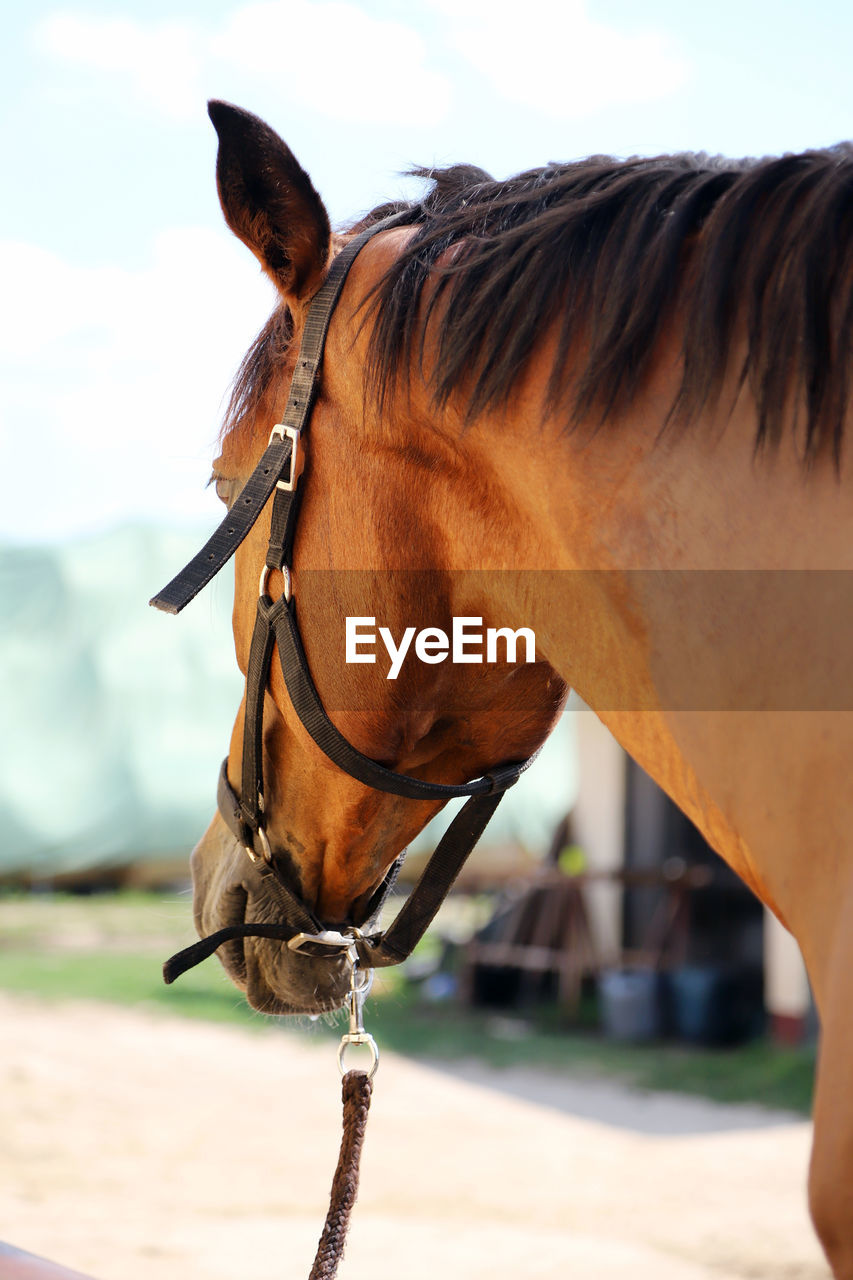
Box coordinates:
[164,102,853,1275]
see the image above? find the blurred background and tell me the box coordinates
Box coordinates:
[2,0,848,1090]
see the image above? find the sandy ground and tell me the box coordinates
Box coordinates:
[0,993,830,1280]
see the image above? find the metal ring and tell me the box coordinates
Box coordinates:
[337,1033,379,1080]
[256,826,273,864]
[258,564,292,602]
[245,827,273,865]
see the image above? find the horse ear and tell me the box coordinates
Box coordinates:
[207,100,331,302]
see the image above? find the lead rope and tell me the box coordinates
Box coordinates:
[309,1072,372,1280]
[309,955,379,1280]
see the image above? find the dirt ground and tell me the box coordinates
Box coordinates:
[0,992,830,1280]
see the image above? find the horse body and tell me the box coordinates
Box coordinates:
[185,103,853,1274]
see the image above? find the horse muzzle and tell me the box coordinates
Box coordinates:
[189,812,352,1015]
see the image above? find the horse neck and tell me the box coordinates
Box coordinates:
[427,384,853,920]
[450,374,853,634]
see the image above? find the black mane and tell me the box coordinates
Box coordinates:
[225,145,853,466]
[363,147,853,464]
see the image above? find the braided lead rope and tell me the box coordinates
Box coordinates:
[308,1070,373,1280]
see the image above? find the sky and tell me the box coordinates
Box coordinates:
[3,0,853,544]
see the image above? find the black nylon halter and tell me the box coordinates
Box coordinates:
[151,212,536,985]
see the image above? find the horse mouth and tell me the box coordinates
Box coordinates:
[243,930,351,1017]
[189,815,352,1017]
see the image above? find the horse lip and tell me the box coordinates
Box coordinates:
[251,929,351,1016]
[222,887,352,1015]
[202,904,351,1015]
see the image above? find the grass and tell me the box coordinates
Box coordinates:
[0,946,261,1024]
[0,890,817,1115]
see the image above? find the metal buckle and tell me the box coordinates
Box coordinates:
[268,424,303,492]
[337,960,379,1079]
[287,929,355,955]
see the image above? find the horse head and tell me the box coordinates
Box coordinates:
[186,103,567,1015]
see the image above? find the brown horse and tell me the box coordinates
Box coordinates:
[179,103,853,1274]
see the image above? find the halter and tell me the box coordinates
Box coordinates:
[151,212,537,986]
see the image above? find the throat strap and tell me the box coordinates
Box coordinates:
[272,594,531,800]
[150,433,296,614]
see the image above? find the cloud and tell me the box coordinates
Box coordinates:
[34,1,685,130]
[35,2,451,128]
[35,13,205,119]
[0,230,276,538]
[211,0,450,125]
[427,0,689,118]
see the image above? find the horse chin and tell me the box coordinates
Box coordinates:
[242,936,351,1017]
[190,813,352,1017]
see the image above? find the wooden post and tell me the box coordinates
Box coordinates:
[571,708,625,961]
[764,907,812,1044]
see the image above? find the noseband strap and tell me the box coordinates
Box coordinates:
[153,209,538,987]
[163,763,505,984]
